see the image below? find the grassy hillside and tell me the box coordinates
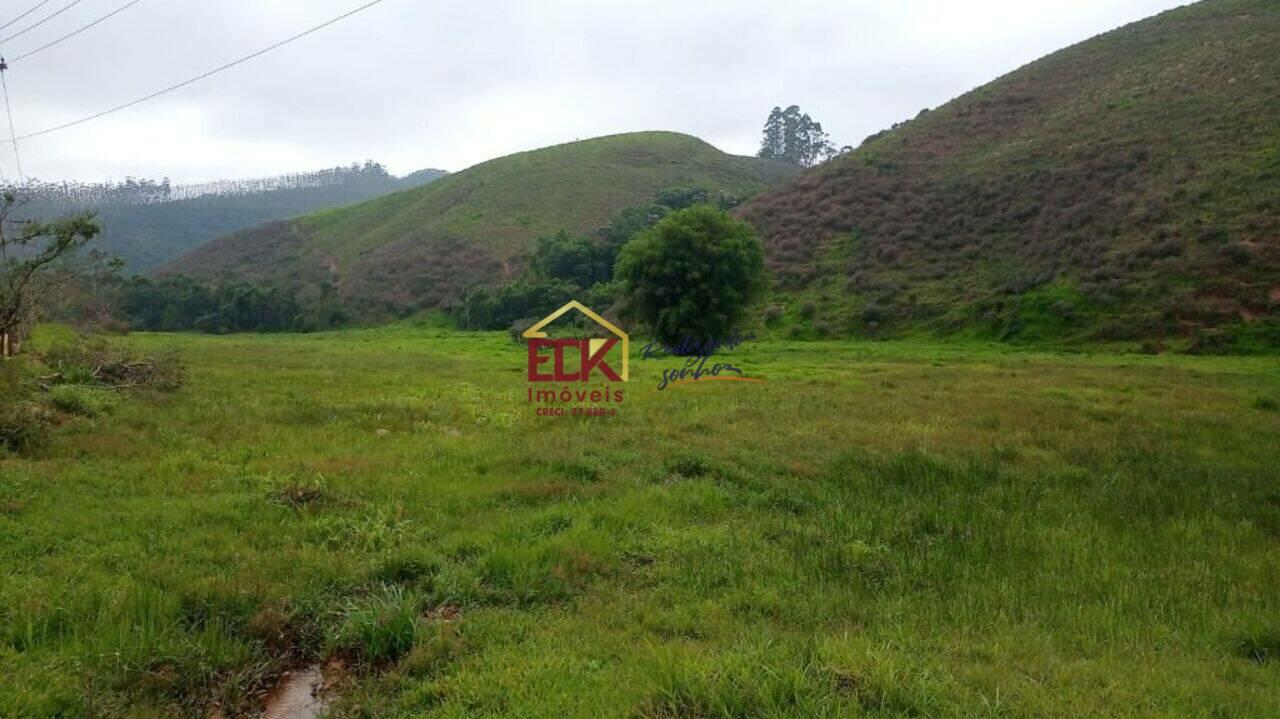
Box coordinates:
[2,326,1278,716]
[740,0,1280,349]
[166,132,798,315]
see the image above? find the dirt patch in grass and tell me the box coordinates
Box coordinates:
[497,478,579,505]
[261,660,349,719]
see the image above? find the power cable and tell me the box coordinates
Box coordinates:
[8,0,145,64]
[0,0,387,145]
[1,70,25,180]
[0,0,89,46]
[0,0,54,33]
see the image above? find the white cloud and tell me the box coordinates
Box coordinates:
[0,0,1190,183]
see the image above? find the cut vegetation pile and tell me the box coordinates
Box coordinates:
[0,331,183,454]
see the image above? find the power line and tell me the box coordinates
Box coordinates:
[8,0,145,64]
[0,0,388,145]
[0,0,54,33]
[0,0,89,46]
[1,71,25,180]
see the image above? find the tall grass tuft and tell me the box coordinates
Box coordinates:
[329,585,424,667]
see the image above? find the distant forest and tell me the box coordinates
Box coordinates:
[2,162,446,273]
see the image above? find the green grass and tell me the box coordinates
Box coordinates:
[299,132,796,260]
[48,385,117,418]
[1,324,1278,716]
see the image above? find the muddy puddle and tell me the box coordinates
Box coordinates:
[262,664,328,719]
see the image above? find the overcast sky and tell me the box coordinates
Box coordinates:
[0,0,1189,184]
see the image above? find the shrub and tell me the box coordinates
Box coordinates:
[584,279,621,313]
[1186,329,1233,355]
[49,384,115,417]
[452,279,577,331]
[529,230,610,288]
[0,401,52,453]
[508,318,535,345]
[861,303,890,324]
[1219,242,1252,265]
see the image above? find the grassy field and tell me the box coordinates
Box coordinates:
[2,324,1279,717]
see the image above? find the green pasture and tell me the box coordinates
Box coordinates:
[1,324,1278,717]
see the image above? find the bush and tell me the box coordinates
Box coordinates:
[508,318,535,345]
[451,279,577,331]
[49,384,115,417]
[1219,242,1252,265]
[0,401,52,453]
[584,279,621,313]
[529,230,610,288]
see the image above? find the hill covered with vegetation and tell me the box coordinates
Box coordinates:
[7,163,446,273]
[739,0,1279,351]
[164,132,799,316]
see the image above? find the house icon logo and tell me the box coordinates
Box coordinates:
[523,300,628,382]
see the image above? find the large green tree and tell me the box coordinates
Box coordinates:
[758,107,786,160]
[757,104,846,167]
[615,205,766,349]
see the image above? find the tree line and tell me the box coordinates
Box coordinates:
[7,163,447,273]
[114,275,345,334]
[2,161,402,207]
[5,189,770,354]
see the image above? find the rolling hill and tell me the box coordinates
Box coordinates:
[739,0,1279,348]
[165,132,799,314]
[9,164,446,273]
